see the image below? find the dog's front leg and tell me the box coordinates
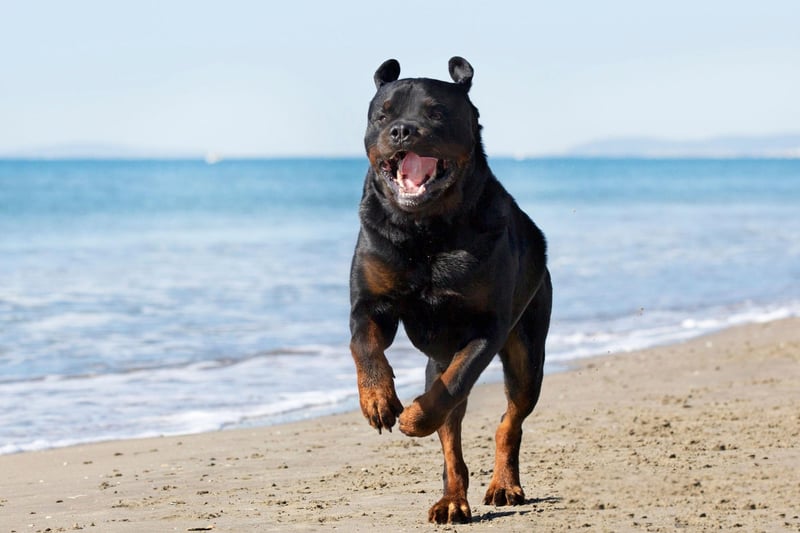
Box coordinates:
[350,306,403,433]
[399,336,500,437]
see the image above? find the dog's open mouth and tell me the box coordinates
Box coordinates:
[378,151,455,205]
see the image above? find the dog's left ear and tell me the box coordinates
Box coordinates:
[448,56,473,91]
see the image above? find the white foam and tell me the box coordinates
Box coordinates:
[547,300,800,363]
[23,312,116,332]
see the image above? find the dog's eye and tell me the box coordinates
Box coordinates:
[376,114,387,123]
[428,108,445,121]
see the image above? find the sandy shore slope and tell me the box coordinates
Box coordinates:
[2,318,799,532]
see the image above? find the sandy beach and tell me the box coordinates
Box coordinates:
[2,318,799,532]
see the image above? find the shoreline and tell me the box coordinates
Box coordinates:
[7,301,798,458]
[2,318,799,531]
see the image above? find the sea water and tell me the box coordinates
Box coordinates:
[1,158,799,454]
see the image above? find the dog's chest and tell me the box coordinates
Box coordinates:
[396,248,485,305]
[428,249,478,290]
[393,250,483,351]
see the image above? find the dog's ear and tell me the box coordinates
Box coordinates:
[374,59,401,89]
[448,56,473,91]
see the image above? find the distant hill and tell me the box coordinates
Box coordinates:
[567,133,800,158]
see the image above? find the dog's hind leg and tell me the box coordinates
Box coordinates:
[484,271,551,506]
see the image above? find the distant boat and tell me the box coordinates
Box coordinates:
[204,152,222,165]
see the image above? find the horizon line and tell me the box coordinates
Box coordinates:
[2,153,800,162]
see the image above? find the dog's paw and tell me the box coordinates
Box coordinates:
[358,383,403,433]
[483,481,525,506]
[398,399,443,437]
[428,496,472,524]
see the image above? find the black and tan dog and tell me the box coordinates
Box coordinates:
[349,57,552,524]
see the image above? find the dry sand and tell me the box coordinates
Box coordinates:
[2,318,799,532]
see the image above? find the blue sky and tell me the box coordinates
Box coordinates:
[2,0,798,157]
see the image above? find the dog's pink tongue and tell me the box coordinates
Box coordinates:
[399,152,438,188]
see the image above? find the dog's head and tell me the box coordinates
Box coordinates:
[364,57,483,214]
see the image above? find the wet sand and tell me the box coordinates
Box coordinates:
[2,318,799,532]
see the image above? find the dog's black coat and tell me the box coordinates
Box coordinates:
[349,57,552,524]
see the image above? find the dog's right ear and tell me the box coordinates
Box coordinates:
[374,59,401,89]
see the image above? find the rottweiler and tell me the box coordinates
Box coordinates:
[349,57,552,524]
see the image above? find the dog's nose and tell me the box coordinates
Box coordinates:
[389,122,417,144]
